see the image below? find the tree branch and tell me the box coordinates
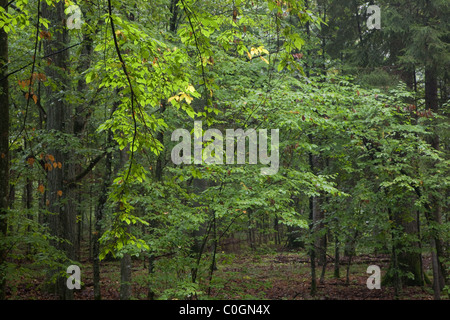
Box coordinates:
[66,152,106,188]
[0,42,83,82]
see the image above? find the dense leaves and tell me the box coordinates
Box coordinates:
[0,0,448,300]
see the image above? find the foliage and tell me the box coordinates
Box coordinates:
[0,0,448,300]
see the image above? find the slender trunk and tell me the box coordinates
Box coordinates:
[316,207,326,266]
[345,230,357,286]
[191,177,209,284]
[120,225,132,300]
[333,233,340,278]
[92,156,111,300]
[309,195,317,295]
[319,255,327,284]
[77,192,82,260]
[88,186,92,261]
[93,107,115,300]
[304,0,311,77]
[353,0,363,44]
[425,65,446,299]
[119,147,132,300]
[308,136,317,295]
[169,0,179,33]
[147,102,166,299]
[0,0,10,299]
[147,254,155,300]
[207,211,217,296]
[25,177,33,257]
[386,208,401,298]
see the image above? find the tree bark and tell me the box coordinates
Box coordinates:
[309,195,317,295]
[308,146,318,295]
[119,146,132,300]
[169,0,179,33]
[147,102,166,299]
[42,0,75,300]
[93,122,114,300]
[0,0,10,300]
[425,65,446,299]
[333,233,340,278]
[395,210,424,287]
[120,232,132,300]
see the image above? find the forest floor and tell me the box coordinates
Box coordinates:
[5,248,443,300]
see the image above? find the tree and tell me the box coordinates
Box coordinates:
[0,0,448,301]
[0,0,9,301]
[41,0,75,299]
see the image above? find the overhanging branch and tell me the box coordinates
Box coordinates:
[66,152,106,188]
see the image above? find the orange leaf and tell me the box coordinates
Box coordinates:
[53,162,58,168]
[38,73,47,82]
[32,94,38,104]
[57,190,63,197]
[38,184,45,194]
[27,157,35,167]
[48,154,55,162]
[58,162,62,169]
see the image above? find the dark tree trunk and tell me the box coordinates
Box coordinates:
[395,209,424,287]
[169,0,179,33]
[309,195,317,295]
[333,233,340,278]
[308,146,319,295]
[120,230,132,300]
[147,102,166,300]
[425,65,447,299]
[93,132,113,300]
[0,0,10,300]
[119,147,132,300]
[25,177,33,257]
[42,0,75,300]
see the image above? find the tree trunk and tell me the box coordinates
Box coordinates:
[42,0,75,300]
[333,233,340,278]
[25,176,33,257]
[120,229,132,300]
[309,195,317,295]
[395,210,424,287]
[119,146,132,300]
[92,128,113,300]
[0,0,10,299]
[307,137,318,295]
[425,65,446,299]
[147,102,166,300]
[169,0,179,33]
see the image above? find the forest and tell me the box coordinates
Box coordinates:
[0,0,449,303]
